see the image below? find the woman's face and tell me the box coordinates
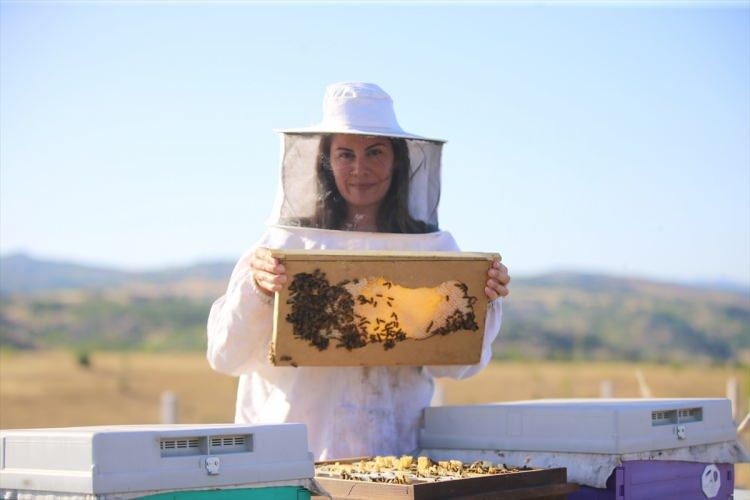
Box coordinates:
[329,134,395,211]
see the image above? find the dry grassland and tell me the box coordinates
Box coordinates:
[1,351,747,486]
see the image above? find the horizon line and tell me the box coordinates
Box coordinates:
[2,250,749,291]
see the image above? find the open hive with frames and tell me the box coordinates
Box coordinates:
[314,455,578,499]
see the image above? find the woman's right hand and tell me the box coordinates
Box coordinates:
[250,247,287,297]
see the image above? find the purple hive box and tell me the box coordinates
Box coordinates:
[570,460,734,500]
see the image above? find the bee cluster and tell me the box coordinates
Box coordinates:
[315,455,530,484]
[285,269,365,351]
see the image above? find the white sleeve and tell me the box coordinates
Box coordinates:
[422,296,503,380]
[206,247,274,377]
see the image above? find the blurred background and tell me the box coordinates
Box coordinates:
[0,0,748,486]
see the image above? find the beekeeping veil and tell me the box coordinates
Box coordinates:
[269,82,445,232]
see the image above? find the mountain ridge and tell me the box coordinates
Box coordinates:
[0,253,234,294]
[2,252,748,297]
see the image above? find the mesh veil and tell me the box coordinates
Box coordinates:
[267,133,443,232]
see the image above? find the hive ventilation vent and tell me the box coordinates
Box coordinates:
[159,434,253,457]
[209,434,253,454]
[678,407,703,423]
[652,407,703,426]
[159,437,204,457]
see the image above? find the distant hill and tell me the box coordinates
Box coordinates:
[1,253,748,363]
[0,253,234,294]
[1,254,131,293]
[501,274,749,364]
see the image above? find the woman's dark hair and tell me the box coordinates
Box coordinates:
[313,134,436,233]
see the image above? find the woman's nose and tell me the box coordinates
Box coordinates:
[351,156,367,174]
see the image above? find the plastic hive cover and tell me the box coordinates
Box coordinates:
[419,398,737,454]
[0,423,314,495]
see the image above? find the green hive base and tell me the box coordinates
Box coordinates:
[139,486,311,500]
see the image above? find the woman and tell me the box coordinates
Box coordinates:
[207,82,510,459]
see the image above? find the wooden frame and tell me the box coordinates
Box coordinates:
[270,250,499,367]
[314,457,577,499]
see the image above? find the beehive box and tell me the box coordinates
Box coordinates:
[0,424,315,498]
[270,250,499,367]
[417,399,742,499]
[314,457,577,499]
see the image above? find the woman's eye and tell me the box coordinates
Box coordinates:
[338,152,354,160]
[367,149,382,157]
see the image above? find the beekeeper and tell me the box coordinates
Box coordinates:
[207,82,511,459]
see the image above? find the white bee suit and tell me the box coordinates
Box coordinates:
[207,82,502,459]
[206,224,502,460]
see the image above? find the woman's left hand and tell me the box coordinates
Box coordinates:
[485,259,510,300]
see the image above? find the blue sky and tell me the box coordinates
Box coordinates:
[1,2,748,285]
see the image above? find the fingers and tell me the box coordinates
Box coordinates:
[485,277,509,300]
[488,262,510,286]
[252,247,285,274]
[252,247,287,295]
[254,269,287,293]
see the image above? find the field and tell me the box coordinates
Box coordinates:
[1,350,747,486]
[3,262,749,365]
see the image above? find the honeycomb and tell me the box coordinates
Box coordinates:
[315,455,531,484]
[343,278,475,340]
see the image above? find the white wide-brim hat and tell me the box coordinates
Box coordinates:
[275,82,446,144]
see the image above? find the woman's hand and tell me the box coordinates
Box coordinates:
[485,259,510,300]
[250,247,287,297]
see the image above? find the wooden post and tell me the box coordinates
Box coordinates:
[635,370,652,398]
[726,377,739,421]
[161,391,178,424]
[431,382,445,407]
[738,412,750,435]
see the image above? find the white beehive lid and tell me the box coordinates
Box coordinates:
[0,423,314,495]
[419,398,737,454]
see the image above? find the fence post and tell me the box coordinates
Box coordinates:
[726,377,739,421]
[635,370,652,398]
[161,391,179,424]
[431,382,445,407]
